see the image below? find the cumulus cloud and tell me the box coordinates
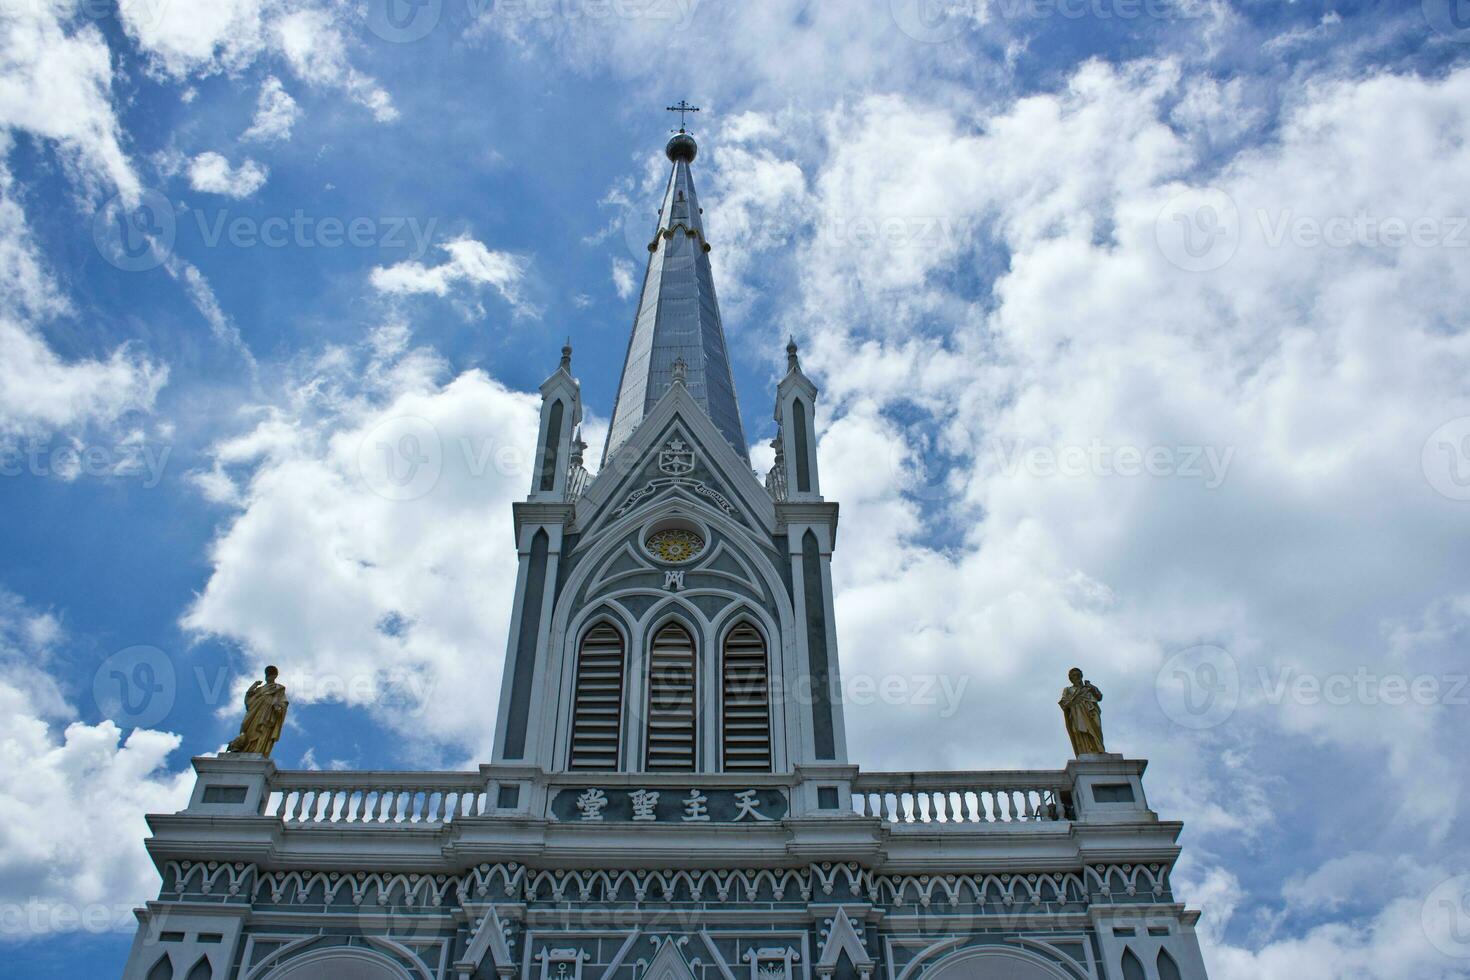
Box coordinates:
[669,58,1470,978]
[371,236,535,318]
[118,0,396,122]
[187,151,269,197]
[242,75,301,142]
[182,325,544,759]
[0,590,192,938]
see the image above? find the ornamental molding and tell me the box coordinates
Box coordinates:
[160,862,1171,912]
[613,477,735,518]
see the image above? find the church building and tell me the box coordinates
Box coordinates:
[120,121,1213,980]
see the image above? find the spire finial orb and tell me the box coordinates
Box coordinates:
[786,335,800,371]
[666,130,698,163]
[560,338,572,370]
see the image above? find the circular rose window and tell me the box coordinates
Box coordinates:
[646,527,705,564]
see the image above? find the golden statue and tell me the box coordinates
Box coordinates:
[1059,667,1106,756]
[225,665,288,757]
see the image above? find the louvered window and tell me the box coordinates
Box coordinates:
[568,624,625,770]
[721,623,771,771]
[645,623,697,771]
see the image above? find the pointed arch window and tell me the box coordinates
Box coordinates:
[1156,949,1183,980]
[1120,948,1146,980]
[793,398,811,493]
[722,622,771,772]
[645,622,697,771]
[538,399,564,491]
[568,623,625,770]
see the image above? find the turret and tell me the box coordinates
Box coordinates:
[528,341,583,502]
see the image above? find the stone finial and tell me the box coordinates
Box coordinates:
[671,357,688,385]
[786,336,800,372]
[560,338,573,371]
[570,426,587,467]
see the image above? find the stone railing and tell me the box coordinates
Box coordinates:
[249,767,1092,828]
[264,770,488,826]
[850,771,1074,824]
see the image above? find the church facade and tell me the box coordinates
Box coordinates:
[120,126,1213,980]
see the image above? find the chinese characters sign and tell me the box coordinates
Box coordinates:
[550,786,789,823]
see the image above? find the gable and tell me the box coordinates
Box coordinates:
[576,384,775,537]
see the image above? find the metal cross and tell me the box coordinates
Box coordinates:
[666,100,700,132]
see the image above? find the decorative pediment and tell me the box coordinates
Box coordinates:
[575,385,776,536]
[816,908,874,979]
[641,936,699,980]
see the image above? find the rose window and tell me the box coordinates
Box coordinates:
[646,527,705,564]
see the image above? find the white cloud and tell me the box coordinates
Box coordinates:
[0,590,192,938]
[118,0,397,122]
[0,4,139,199]
[371,237,535,317]
[683,58,1470,977]
[187,151,269,197]
[0,318,168,442]
[242,75,301,142]
[115,0,270,78]
[0,157,166,442]
[610,257,635,299]
[272,9,397,123]
[182,326,543,759]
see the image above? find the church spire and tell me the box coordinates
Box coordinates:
[602,112,748,465]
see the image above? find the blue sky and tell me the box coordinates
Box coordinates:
[3,1,1470,977]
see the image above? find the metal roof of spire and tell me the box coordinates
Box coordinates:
[602,121,748,465]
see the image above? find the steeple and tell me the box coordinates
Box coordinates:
[602,118,748,465]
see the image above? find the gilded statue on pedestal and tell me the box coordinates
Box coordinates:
[1059,667,1106,756]
[225,665,288,757]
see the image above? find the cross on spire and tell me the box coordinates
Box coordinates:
[666,100,700,132]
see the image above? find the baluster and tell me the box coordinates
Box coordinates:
[291,789,310,822]
[1011,790,1024,821]
[948,791,963,823]
[964,790,980,823]
[378,788,395,822]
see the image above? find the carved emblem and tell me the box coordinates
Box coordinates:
[659,438,695,476]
